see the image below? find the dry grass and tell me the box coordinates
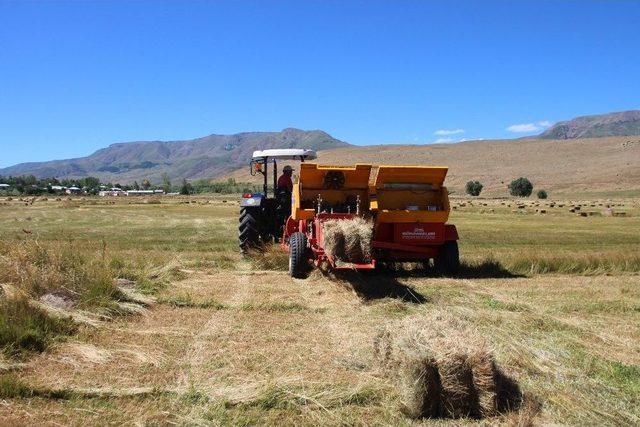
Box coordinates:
[504,251,640,275]
[247,245,289,271]
[0,270,637,425]
[0,240,121,308]
[0,196,638,424]
[0,296,76,357]
[0,239,170,357]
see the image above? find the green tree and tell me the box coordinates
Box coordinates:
[24,175,37,186]
[161,173,172,193]
[509,177,533,197]
[80,176,100,189]
[465,180,483,197]
[133,181,140,190]
[180,178,193,195]
[142,179,151,190]
[537,189,548,199]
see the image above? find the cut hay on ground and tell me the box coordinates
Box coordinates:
[322,217,373,263]
[373,311,522,420]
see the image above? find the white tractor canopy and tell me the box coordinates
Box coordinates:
[251,149,317,161]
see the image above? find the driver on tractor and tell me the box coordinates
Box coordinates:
[277,165,294,193]
[275,165,294,238]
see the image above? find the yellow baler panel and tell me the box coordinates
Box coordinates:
[297,163,373,190]
[292,164,373,220]
[374,165,448,187]
[292,163,452,223]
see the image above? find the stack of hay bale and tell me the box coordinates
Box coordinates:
[374,311,518,420]
[322,217,373,263]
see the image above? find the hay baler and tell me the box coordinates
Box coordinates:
[282,163,459,278]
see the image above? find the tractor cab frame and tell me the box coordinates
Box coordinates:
[239,149,317,253]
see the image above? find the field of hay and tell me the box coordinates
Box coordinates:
[0,195,639,425]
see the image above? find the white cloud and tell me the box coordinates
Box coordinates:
[507,120,552,133]
[433,137,454,143]
[507,123,541,133]
[434,128,465,136]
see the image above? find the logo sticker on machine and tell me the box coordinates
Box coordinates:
[394,223,445,244]
[401,227,436,240]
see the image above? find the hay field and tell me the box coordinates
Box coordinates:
[1,195,639,425]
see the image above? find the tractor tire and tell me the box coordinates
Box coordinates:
[288,232,308,278]
[435,240,460,276]
[239,207,262,253]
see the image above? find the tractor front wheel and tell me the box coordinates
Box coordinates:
[435,240,460,276]
[288,232,309,278]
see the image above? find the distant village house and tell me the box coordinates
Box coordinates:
[126,189,165,196]
[66,186,83,195]
[99,188,165,197]
[98,188,126,197]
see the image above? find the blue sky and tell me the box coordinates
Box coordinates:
[1,0,639,168]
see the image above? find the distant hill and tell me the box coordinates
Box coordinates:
[0,128,348,183]
[228,135,640,196]
[540,110,640,139]
[314,136,640,196]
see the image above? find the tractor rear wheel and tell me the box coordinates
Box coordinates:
[288,232,308,278]
[436,240,460,276]
[239,207,262,253]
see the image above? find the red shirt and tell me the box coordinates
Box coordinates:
[277,174,293,192]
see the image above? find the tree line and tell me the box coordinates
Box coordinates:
[0,173,260,196]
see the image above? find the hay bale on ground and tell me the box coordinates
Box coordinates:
[397,355,441,418]
[373,312,515,419]
[322,217,373,263]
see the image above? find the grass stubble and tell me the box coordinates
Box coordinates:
[0,195,638,425]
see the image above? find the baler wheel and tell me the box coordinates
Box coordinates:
[288,232,308,278]
[436,240,460,276]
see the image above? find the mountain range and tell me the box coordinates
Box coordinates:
[1,110,640,194]
[540,110,640,139]
[0,128,347,183]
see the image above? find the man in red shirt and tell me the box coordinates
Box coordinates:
[277,165,294,193]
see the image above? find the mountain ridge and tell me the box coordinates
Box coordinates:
[539,110,640,139]
[0,128,348,182]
